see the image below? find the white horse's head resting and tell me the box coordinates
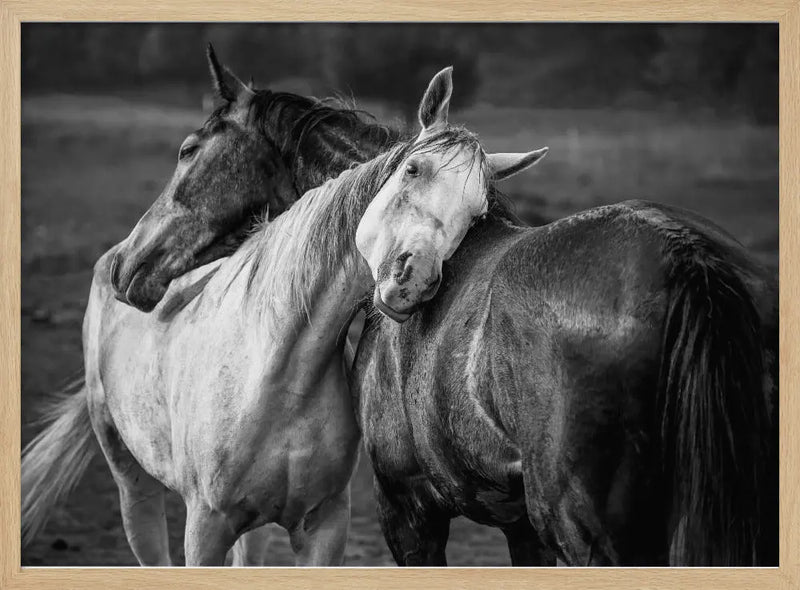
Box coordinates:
[355,67,549,322]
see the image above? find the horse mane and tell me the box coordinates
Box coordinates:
[239,125,489,328]
[248,90,401,189]
[486,185,523,225]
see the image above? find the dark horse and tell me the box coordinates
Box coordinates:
[357,199,777,564]
[105,48,776,565]
[352,70,777,566]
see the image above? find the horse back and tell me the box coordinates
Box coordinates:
[491,200,775,360]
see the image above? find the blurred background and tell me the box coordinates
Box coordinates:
[21,23,778,566]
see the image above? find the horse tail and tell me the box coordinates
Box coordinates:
[659,244,770,565]
[21,375,96,547]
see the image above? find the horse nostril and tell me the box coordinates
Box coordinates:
[392,252,413,285]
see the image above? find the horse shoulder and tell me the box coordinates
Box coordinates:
[86,246,234,487]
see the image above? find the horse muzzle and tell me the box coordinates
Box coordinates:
[110,250,170,313]
[372,251,442,323]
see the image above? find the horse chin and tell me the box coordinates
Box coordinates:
[373,287,414,323]
[124,267,169,312]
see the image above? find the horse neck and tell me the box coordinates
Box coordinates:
[291,261,370,363]
[266,263,370,389]
[241,175,376,371]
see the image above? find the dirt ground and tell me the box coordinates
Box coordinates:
[20,94,778,566]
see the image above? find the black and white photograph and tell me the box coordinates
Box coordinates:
[20,22,778,567]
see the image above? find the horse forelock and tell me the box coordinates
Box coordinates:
[411,126,518,224]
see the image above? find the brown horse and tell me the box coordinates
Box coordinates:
[352,69,777,566]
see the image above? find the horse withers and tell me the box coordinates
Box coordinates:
[352,68,777,566]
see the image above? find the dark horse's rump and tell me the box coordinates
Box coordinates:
[355,199,777,565]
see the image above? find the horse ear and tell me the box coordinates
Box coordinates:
[418,66,453,131]
[487,148,549,181]
[207,43,235,102]
[206,43,253,103]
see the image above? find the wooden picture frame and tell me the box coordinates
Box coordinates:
[1,2,797,588]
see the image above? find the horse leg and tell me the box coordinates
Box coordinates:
[184,502,238,566]
[230,524,276,566]
[374,476,450,566]
[502,517,556,566]
[116,470,172,566]
[88,401,172,566]
[520,427,668,566]
[289,487,350,566]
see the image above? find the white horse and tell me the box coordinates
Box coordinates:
[21,67,542,566]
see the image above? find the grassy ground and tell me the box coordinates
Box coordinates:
[20,93,778,566]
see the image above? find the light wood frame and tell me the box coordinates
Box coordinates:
[1,2,797,588]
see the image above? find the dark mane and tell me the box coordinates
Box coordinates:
[247,89,402,192]
[486,185,524,226]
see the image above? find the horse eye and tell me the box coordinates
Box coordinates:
[179,144,199,161]
[405,162,419,176]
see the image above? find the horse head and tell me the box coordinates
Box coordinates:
[110,45,298,311]
[355,67,549,322]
